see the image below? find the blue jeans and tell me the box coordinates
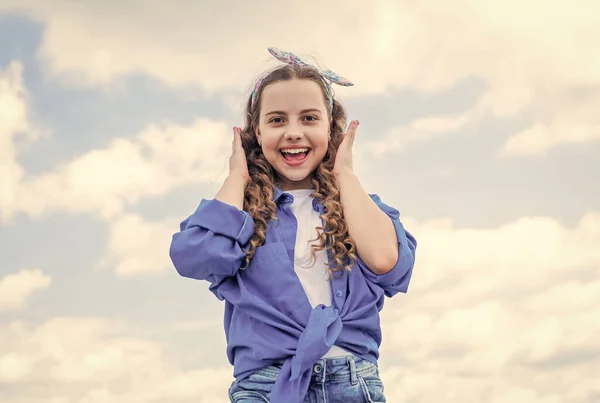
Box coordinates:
[228,355,386,402]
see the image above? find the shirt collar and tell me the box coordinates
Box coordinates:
[272,186,287,204]
[272,186,324,213]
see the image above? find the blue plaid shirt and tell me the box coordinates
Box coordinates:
[169,187,417,402]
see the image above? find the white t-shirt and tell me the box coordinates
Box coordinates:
[287,189,351,358]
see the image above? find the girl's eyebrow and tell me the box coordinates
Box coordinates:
[265,108,322,116]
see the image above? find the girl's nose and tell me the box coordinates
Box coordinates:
[284,128,304,141]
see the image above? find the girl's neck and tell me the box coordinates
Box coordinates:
[276,178,314,191]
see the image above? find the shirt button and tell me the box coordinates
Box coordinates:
[313,364,322,373]
[335,290,343,298]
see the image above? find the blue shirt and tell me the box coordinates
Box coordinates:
[169,187,417,402]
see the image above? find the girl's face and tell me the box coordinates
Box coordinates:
[256,79,330,190]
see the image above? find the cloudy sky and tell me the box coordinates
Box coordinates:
[1,1,599,402]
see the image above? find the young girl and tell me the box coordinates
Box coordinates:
[170,48,417,403]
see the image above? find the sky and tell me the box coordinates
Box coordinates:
[0,1,599,402]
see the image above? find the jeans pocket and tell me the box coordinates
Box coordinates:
[229,390,270,403]
[358,374,386,403]
[228,368,278,403]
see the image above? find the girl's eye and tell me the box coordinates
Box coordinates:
[269,116,317,124]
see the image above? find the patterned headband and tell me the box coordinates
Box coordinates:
[250,47,354,110]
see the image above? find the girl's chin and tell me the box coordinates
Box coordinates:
[279,172,312,183]
[274,167,316,188]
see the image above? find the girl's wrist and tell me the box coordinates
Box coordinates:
[228,172,251,186]
[333,168,355,183]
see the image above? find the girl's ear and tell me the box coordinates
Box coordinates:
[254,125,262,146]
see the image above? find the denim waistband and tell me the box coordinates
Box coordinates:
[252,355,378,385]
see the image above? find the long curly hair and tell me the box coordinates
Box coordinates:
[239,63,357,277]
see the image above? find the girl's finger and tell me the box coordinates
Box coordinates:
[232,127,240,151]
[345,120,359,143]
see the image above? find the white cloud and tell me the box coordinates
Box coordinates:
[502,93,600,155]
[405,212,600,294]
[0,1,371,95]
[367,112,471,155]
[1,60,231,225]
[0,318,234,402]
[2,0,598,105]
[2,1,598,209]
[103,213,178,277]
[377,210,600,402]
[0,269,51,311]
[0,354,32,383]
[17,118,231,220]
[0,62,38,224]
[6,0,598,98]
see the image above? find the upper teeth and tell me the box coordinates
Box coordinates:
[281,148,308,154]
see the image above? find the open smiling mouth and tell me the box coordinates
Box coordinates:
[280,148,311,164]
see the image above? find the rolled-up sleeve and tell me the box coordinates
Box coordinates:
[358,194,417,297]
[169,199,255,282]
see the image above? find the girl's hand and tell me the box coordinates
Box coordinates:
[333,120,358,179]
[229,127,251,183]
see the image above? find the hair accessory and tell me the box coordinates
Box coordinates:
[251,47,353,109]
